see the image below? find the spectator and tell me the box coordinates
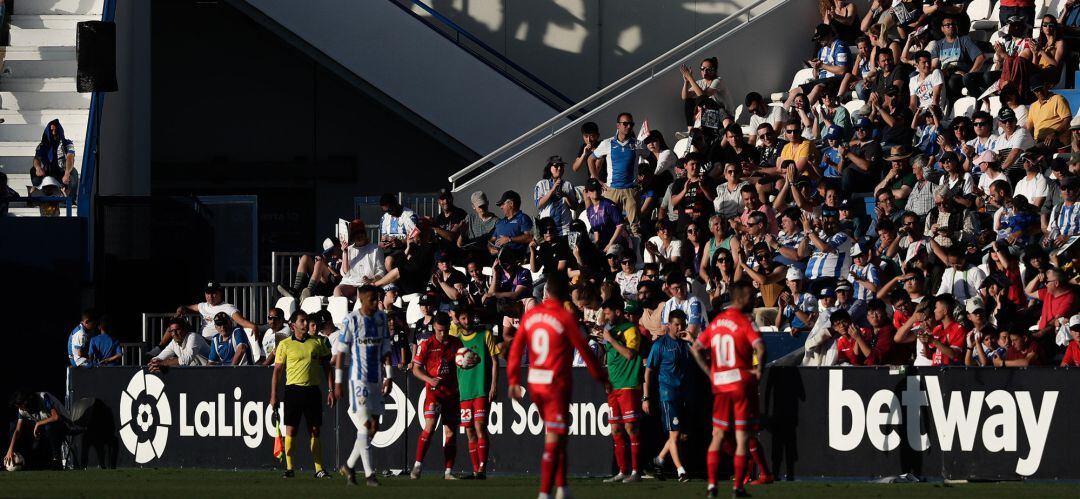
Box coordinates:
[614,252,642,302]
[802,208,853,280]
[934,244,985,300]
[636,280,666,339]
[261,307,290,366]
[207,312,252,366]
[30,119,77,202]
[679,57,732,128]
[776,267,818,333]
[964,299,1002,366]
[460,191,498,263]
[975,152,1007,202]
[488,190,534,258]
[875,145,916,209]
[776,119,817,173]
[754,123,786,169]
[843,118,883,194]
[838,36,874,100]
[875,85,915,147]
[529,217,571,281]
[994,327,1042,366]
[994,109,1036,171]
[378,193,418,269]
[67,308,100,368]
[847,243,880,313]
[668,154,714,234]
[592,112,646,236]
[835,300,891,365]
[1048,176,1080,242]
[381,284,405,318]
[335,220,388,299]
[373,219,437,293]
[148,318,210,371]
[1061,316,1080,366]
[585,179,628,255]
[1000,0,1038,30]
[643,130,677,175]
[862,50,908,115]
[923,295,965,365]
[1027,77,1073,147]
[644,220,683,272]
[413,294,437,347]
[937,151,974,204]
[534,156,579,236]
[485,249,535,310]
[928,14,986,102]
[87,317,121,367]
[802,300,843,366]
[745,93,788,145]
[1015,153,1051,209]
[427,252,467,307]
[991,16,1037,102]
[798,24,851,105]
[814,93,851,141]
[710,124,760,173]
[0,171,17,216]
[433,188,468,257]
[913,106,942,159]
[285,241,343,302]
[821,0,861,44]
[908,51,945,111]
[571,121,601,175]
[660,276,706,337]
[1026,267,1080,345]
[818,126,845,179]
[905,157,936,217]
[174,281,257,341]
[1034,15,1066,85]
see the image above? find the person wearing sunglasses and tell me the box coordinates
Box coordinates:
[261,307,290,366]
[591,112,646,237]
[678,56,732,129]
[775,118,816,174]
[927,14,986,103]
[962,111,999,161]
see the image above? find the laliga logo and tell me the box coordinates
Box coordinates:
[371,382,416,448]
[119,370,172,464]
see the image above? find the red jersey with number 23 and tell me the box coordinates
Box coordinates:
[507,299,607,397]
[696,308,762,393]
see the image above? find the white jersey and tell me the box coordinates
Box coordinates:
[196,301,238,338]
[333,310,392,413]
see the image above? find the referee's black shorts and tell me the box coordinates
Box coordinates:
[283,385,322,428]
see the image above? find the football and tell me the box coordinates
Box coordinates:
[4,452,24,472]
[455,347,480,369]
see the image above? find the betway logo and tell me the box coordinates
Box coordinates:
[828,370,1057,476]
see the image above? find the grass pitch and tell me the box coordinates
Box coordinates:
[1,469,1078,498]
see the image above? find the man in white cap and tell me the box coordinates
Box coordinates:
[1061,315,1080,366]
[994,108,1034,170]
[460,191,498,261]
[775,267,817,333]
[1047,176,1080,245]
[846,243,880,325]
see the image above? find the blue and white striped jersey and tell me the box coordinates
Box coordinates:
[333,310,392,392]
[805,232,853,280]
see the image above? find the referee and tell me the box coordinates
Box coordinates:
[269,310,333,478]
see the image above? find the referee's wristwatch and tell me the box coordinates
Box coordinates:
[641,396,650,402]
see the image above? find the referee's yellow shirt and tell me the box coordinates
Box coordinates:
[274,334,331,386]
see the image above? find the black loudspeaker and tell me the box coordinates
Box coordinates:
[76,21,118,93]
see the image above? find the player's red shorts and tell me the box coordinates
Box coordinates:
[606,388,642,424]
[711,381,760,431]
[529,385,569,435]
[459,396,488,427]
[423,389,460,425]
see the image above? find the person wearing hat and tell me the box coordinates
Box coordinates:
[1026,75,1073,147]
[534,155,580,236]
[172,281,257,344]
[1047,175,1080,243]
[1070,114,1080,153]
[488,189,533,258]
[874,83,915,148]
[962,297,998,366]
[847,242,881,311]
[996,106,1036,171]
[998,4,1037,34]
[335,219,390,300]
[802,203,853,282]
[207,311,253,366]
[591,112,645,236]
[1014,147,1051,209]
[874,145,916,209]
[378,193,419,269]
[433,188,468,257]
[585,178,630,255]
[460,191,498,263]
[839,117,882,194]
[801,291,842,367]
[795,24,849,106]
[776,267,817,334]
[818,125,846,178]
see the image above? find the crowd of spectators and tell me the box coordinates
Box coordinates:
[66,1,1080,371]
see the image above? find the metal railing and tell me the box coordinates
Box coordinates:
[141,313,200,351]
[390,0,574,111]
[5,196,74,216]
[271,251,307,288]
[119,342,145,366]
[402,192,440,219]
[220,282,276,325]
[447,0,777,190]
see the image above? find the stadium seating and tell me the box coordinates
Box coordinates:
[273,296,296,321]
[299,296,324,314]
[326,296,349,327]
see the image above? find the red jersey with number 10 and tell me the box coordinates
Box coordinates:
[696,308,762,393]
[507,299,607,396]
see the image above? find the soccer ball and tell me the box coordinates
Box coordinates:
[4,452,24,472]
[455,347,480,369]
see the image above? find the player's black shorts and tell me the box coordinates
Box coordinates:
[283,385,322,428]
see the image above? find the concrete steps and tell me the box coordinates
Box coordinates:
[0,0,102,216]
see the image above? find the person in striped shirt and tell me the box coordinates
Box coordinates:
[1047,175,1080,244]
[660,276,707,337]
[801,209,853,281]
[846,244,881,326]
[332,285,393,486]
[534,156,580,236]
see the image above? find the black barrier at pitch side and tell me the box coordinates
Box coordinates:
[67,366,713,474]
[759,366,1080,480]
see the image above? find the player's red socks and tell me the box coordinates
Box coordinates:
[468,440,479,473]
[555,441,567,487]
[612,431,628,474]
[627,431,640,472]
[706,449,720,487]
[733,454,749,490]
[443,432,456,470]
[540,440,559,494]
[748,437,771,477]
[477,437,489,471]
[416,430,432,462]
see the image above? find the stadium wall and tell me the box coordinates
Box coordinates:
[69,366,1080,480]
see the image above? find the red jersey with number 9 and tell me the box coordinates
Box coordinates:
[507,299,607,397]
[696,308,762,393]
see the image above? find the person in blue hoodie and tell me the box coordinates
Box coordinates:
[29,119,77,202]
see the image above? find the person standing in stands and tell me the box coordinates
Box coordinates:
[592,112,646,237]
[67,308,100,367]
[268,310,333,479]
[173,281,257,341]
[460,191,499,264]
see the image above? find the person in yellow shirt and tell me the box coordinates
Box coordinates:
[268,310,333,478]
[1026,78,1073,147]
[776,118,818,175]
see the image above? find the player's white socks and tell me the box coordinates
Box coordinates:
[347,429,374,477]
[677,466,686,475]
